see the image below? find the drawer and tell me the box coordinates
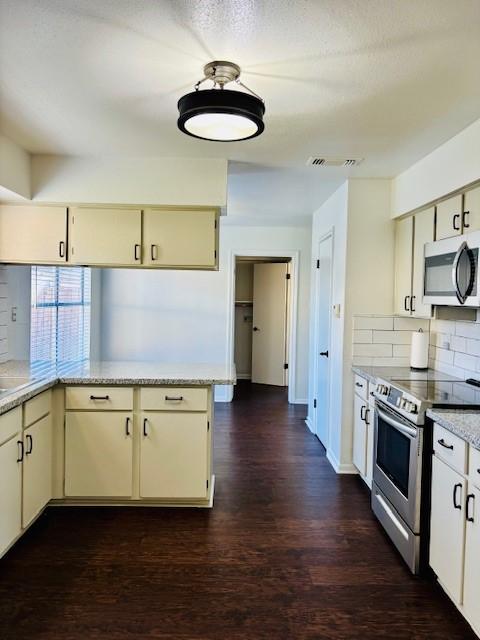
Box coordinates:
[140,387,208,412]
[24,389,52,427]
[469,446,480,490]
[65,386,133,411]
[0,406,22,445]
[433,423,467,474]
[354,374,368,401]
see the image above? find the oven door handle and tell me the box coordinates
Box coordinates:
[376,406,417,439]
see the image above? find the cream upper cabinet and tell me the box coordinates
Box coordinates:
[0,435,22,557]
[0,205,67,264]
[69,207,142,266]
[411,208,434,318]
[394,216,413,316]
[65,411,133,497]
[22,414,52,528]
[429,454,466,605]
[143,208,217,268]
[436,195,463,240]
[140,412,209,499]
[463,186,480,233]
[464,485,480,634]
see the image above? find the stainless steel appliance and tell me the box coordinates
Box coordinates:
[372,374,480,574]
[424,231,480,306]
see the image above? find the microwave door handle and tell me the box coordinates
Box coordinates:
[452,241,473,305]
[375,406,417,439]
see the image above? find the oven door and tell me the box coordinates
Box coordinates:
[424,233,479,306]
[373,402,423,533]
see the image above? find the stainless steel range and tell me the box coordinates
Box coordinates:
[371,373,480,574]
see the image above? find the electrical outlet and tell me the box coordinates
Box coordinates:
[11,306,17,322]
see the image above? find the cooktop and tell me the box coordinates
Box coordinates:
[392,378,480,407]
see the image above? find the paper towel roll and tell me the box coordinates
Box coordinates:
[410,329,429,370]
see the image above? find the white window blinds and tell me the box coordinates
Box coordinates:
[30,266,91,364]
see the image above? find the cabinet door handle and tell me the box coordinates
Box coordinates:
[150,244,158,261]
[165,396,184,402]
[453,213,461,231]
[90,395,110,401]
[25,434,33,455]
[125,417,131,437]
[466,493,475,523]
[355,382,364,388]
[59,241,66,258]
[365,408,371,425]
[404,295,410,312]
[463,210,470,229]
[437,438,454,450]
[360,405,366,421]
[143,417,148,437]
[410,296,416,313]
[16,440,24,463]
[453,482,463,510]
[134,244,141,261]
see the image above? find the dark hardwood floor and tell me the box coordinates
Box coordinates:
[0,382,476,640]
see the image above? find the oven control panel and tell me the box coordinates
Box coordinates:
[373,378,423,424]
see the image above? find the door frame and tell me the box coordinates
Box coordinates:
[226,249,300,404]
[312,229,334,449]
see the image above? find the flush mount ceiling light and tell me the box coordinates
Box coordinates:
[177,61,265,142]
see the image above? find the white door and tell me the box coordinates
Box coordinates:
[65,412,133,497]
[314,235,333,446]
[22,414,52,527]
[429,455,466,605]
[0,437,22,557]
[464,485,480,634]
[140,412,208,499]
[251,263,288,386]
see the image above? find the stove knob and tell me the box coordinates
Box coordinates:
[409,403,417,414]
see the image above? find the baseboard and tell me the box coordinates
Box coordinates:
[214,385,233,403]
[290,397,308,405]
[326,449,358,475]
[236,373,251,380]
[305,416,314,433]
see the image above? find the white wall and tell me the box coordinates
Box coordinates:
[31,156,227,207]
[307,179,394,471]
[99,221,311,403]
[0,134,31,200]
[391,117,480,217]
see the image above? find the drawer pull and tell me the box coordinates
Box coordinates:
[466,493,475,523]
[151,244,158,261]
[59,240,66,258]
[453,483,463,510]
[25,434,33,455]
[16,440,24,463]
[165,396,184,402]
[143,418,148,437]
[134,244,141,261]
[125,417,131,437]
[89,395,110,401]
[437,438,453,450]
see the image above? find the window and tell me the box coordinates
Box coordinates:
[30,266,91,364]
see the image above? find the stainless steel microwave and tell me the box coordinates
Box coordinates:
[424,231,480,306]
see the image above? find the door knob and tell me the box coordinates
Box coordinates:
[253,326,260,332]
[320,351,329,357]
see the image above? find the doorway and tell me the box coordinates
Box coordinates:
[233,256,292,397]
[312,232,334,448]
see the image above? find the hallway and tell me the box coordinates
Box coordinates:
[0,383,475,640]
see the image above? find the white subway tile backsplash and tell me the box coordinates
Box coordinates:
[466,338,480,357]
[393,344,411,357]
[0,284,7,298]
[393,317,430,331]
[353,343,393,358]
[373,330,412,345]
[429,317,480,379]
[354,316,394,331]
[431,346,455,365]
[353,330,373,344]
[371,357,410,367]
[454,351,478,373]
[450,335,466,353]
[456,322,480,340]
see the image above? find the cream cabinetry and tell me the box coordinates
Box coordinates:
[0,205,67,264]
[65,411,134,497]
[69,207,142,266]
[463,186,480,233]
[0,409,22,558]
[436,195,463,240]
[140,412,209,499]
[143,209,217,268]
[464,484,480,635]
[394,209,434,318]
[352,375,374,488]
[22,414,52,527]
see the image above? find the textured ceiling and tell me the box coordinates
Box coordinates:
[1,0,480,216]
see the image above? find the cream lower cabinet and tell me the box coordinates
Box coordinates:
[143,208,217,268]
[65,411,133,497]
[0,434,22,557]
[464,485,480,634]
[140,412,209,499]
[22,414,53,527]
[352,392,368,478]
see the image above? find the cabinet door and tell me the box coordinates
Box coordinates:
[22,415,52,528]
[411,208,434,318]
[463,186,480,233]
[65,412,133,497]
[436,195,462,240]
[429,455,466,604]
[394,216,413,316]
[140,412,208,499]
[143,209,217,268]
[0,205,67,264]
[464,485,480,635]
[352,393,367,477]
[69,207,141,266]
[0,437,22,557]
[365,400,375,489]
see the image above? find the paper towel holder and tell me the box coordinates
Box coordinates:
[410,328,429,371]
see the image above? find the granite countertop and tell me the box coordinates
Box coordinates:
[427,408,480,450]
[352,365,461,384]
[0,361,237,416]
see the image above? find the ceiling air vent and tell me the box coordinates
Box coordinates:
[306,157,364,167]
